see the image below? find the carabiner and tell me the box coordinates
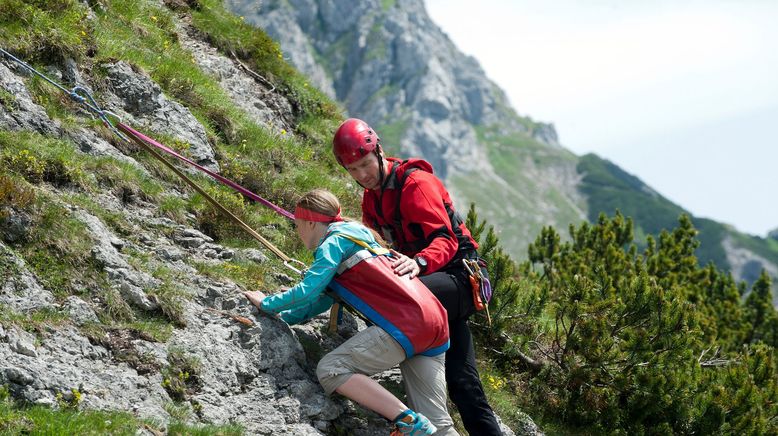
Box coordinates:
[284,258,308,277]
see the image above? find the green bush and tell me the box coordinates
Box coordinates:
[0,174,35,215]
[468,206,778,433]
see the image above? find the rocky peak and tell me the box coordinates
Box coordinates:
[230,0,558,179]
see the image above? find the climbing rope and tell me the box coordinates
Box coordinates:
[0,48,305,275]
[117,122,305,273]
[116,123,295,220]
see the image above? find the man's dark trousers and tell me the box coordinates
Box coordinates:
[420,271,502,435]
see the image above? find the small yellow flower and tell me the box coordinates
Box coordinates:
[487,375,504,390]
[240,16,245,20]
[81,31,87,36]
[280,129,287,135]
[151,15,158,21]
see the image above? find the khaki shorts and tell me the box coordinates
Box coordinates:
[316,326,456,435]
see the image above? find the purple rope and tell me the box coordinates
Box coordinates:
[118,123,295,220]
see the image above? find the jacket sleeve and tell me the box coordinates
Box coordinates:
[401,173,459,272]
[275,294,334,325]
[260,235,351,323]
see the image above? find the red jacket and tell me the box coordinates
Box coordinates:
[362,157,478,273]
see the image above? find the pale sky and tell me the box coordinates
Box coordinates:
[426,0,778,236]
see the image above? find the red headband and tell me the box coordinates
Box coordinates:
[294,206,343,223]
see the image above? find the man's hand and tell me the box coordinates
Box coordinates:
[390,249,421,279]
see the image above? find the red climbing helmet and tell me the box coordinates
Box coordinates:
[332,118,381,166]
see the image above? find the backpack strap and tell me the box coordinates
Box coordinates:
[374,162,419,249]
[376,162,475,265]
[337,233,390,256]
[374,161,401,224]
[326,232,389,333]
[393,167,419,242]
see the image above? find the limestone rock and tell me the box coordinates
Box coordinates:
[102,61,219,172]
[63,296,100,326]
[0,242,56,313]
[0,208,31,243]
[0,61,61,135]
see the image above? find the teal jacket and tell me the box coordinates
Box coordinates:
[260,221,383,324]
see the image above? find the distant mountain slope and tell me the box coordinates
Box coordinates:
[579,154,778,304]
[233,0,778,302]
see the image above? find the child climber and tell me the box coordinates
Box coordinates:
[244,189,457,436]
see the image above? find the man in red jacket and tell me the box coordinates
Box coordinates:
[333,118,502,435]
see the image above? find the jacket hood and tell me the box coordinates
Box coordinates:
[388,157,434,175]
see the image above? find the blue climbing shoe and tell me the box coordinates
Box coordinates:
[391,409,437,435]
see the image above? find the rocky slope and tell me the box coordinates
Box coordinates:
[1,41,338,436]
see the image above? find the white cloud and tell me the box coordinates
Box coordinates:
[426,0,778,235]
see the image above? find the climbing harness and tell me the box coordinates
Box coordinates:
[463,259,492,326]
[0,48,304,277]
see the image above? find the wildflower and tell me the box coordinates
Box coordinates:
[151,15,158,21]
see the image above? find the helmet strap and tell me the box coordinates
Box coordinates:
[376,147,386,189]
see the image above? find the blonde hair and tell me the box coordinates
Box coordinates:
[295,189,387,247]
[296,189,340,217]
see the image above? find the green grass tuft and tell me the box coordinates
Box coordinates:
[0,0,93,63]
[0,384,243,435]
[149,265,190,327]
[0,385,139,435]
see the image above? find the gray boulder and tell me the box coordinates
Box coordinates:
[0,242,56,313]
[0,61,61,135]
[102,61,219,172]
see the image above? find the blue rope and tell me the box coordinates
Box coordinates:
[0,47,129,142]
